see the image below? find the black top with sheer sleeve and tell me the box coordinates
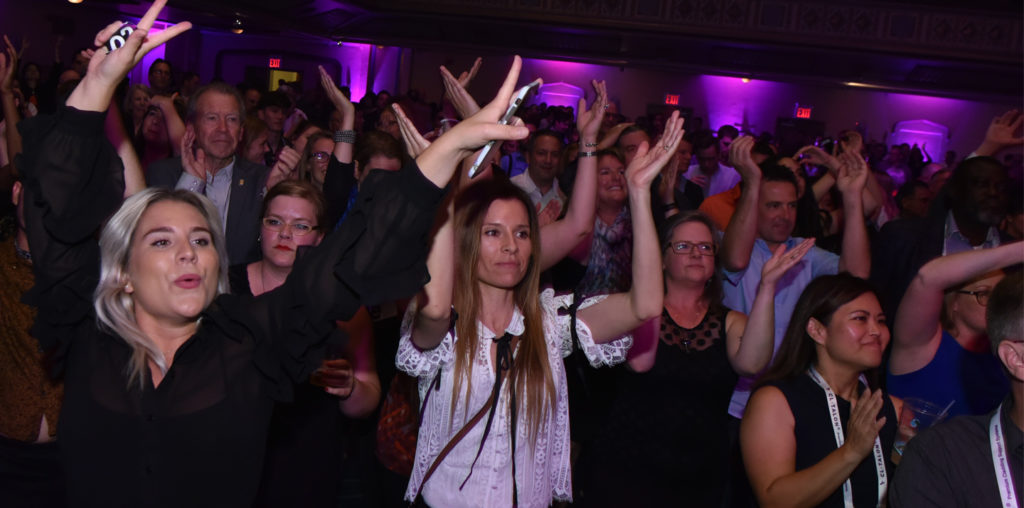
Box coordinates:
[18,105,445,508]
[323,153,357,232]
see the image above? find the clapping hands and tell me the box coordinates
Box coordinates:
[625,110,685,191]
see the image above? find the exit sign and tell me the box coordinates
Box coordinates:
[664,94,679,106]
[794,103,813,119]
[268,58,281,69]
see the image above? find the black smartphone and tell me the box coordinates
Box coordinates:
[105,24,135,53]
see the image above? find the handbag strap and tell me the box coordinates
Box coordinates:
[413,368,506,504]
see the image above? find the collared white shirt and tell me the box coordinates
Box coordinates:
[943,210,1001,256]
[511,171,566,214]
[683,162,742,198]
[397,289,631,508]
[175,158,236,230]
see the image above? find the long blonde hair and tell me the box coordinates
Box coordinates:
[451,179,555,442]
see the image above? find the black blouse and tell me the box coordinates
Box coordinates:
[18,106,445,507]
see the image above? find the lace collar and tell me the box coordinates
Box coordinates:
[476,305,526,342]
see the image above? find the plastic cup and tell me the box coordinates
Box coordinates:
[891,397,949,464]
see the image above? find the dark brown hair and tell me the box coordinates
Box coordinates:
[756,273,883,389]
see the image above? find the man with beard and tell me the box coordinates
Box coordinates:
[871,155,1010,319]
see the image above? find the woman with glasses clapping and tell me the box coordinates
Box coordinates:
[573,210,810,507]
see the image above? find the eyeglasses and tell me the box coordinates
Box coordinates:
[312,151,330,162]
[956,289,991,306]
[669,241,715,256]
[262,217,317,236]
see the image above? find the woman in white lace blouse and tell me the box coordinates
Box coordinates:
[397,98,685,506]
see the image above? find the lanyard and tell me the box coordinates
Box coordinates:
[990,404,1019,508]
[807,368,887,508]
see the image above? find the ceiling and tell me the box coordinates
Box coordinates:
[94,0,1024,99]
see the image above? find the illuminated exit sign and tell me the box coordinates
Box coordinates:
[268,58,281,69]
[794,103,812,119]
[664,94,680,106]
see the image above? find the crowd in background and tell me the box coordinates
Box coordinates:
[0,7,1022,507]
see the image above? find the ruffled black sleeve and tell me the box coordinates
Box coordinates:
[322,154,357,231]
[238,160,447,400]
[18,106,125,369]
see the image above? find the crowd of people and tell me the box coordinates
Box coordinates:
[0,2,1021,507]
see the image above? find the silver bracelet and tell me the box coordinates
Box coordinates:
[334,130,356,144]
[578,151,598,157]
[583,142,598,148]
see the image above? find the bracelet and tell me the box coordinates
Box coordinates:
[583,142,598,148]
[439,118,458,125]
[578,151,598,157]
[334,130,356,144]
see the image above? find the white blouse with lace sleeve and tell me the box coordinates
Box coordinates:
[395,288,631,508]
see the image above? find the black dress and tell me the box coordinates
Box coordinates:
[765,374,898,508]
[573,306,737,507]
[18,105,445,508]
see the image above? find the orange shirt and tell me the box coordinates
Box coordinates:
[698,183,743,230]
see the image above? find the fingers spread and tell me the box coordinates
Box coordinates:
[137,0,168,32]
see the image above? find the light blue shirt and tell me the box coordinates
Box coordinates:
[175,158,236,230]
[722,236,839,417]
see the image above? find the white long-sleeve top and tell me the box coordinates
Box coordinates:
[397,288,632,508]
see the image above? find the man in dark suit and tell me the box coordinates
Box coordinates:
[146,82,269,266]
[871,155,1010,319]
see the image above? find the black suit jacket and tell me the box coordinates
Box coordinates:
[146,157,270,266]
[870,213,946,320]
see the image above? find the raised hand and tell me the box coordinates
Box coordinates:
[16,35,28,60]
[537,200,562,227]
[729,136,761,181]
[839,130,863,155]
[455,57,482,87]
[576,80,608,141]
[0,36,15,96]
[266,146,301,190]
[761,238,814,286]
[148,92,176,111]
[844,388,887,459]
[393,103,430,158]
[597,121,634,150]
[795,145,839,173]
[180,126,207,182]
[978,109,1024,156]
[835,150,868,196]
[440,63,481,120]
[318,65,354,123]
[67,0,192,112]
[625,110,684,190]
[658,151,683,204]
